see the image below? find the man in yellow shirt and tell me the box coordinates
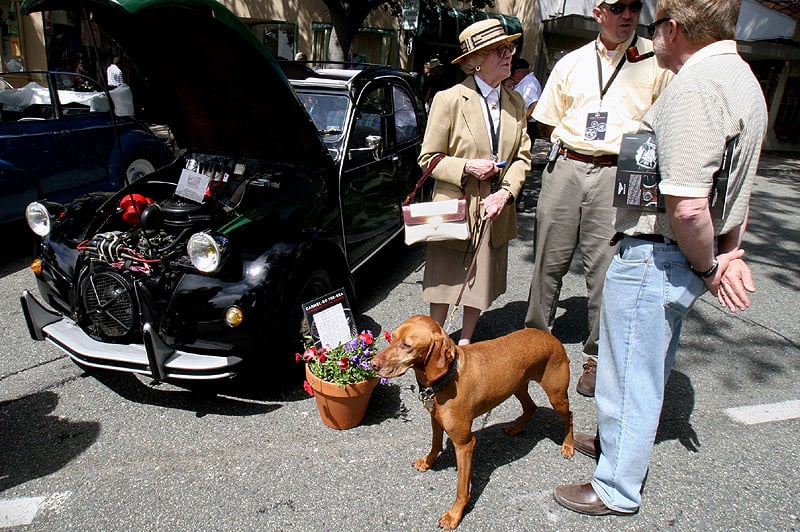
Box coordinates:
[525,0,672,398]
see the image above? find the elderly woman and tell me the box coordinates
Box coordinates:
[418,18,532,345]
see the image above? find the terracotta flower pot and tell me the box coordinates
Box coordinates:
[305,365,379,430]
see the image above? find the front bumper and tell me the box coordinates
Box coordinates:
[21,290,242,381]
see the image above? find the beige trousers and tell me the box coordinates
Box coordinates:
[524,156,619,356]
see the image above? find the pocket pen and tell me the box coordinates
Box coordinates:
[496,160,508,168]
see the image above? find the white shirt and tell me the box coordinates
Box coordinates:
[107,63,124,87]
[513,72,542,123]
[474,75,500,156]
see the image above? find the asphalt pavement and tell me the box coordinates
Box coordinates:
[0,144,798,530]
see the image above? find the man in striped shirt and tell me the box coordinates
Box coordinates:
[554,0,767,516]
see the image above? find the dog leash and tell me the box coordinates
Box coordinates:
[443,217,489,334]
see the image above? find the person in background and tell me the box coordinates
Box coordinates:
[525,0,672,398]
[509,58,542,143]
[294,51,307,61]
[106,55,124,90]
[553,0,767,516]
[418,18,532,345]
[422,57,448,113]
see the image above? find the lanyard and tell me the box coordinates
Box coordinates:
[480,90,499,159]
[595,34,636,104]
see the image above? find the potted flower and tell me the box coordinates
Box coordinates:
[297,330,390,429]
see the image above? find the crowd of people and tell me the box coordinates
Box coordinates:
[416,0,766,518]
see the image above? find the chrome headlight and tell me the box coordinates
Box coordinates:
[187,232,228,273]
[25,202,52,237]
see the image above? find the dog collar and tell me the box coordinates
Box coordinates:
[417,356,459,410]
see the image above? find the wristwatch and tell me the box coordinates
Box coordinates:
[691,258,719,278]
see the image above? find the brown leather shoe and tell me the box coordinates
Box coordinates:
[553,483,637,516]
[573,431,599,459]
[576,358,597,397]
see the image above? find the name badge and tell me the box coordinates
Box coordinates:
[584,112,608,141]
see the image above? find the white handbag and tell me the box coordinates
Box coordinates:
[401,154,470,245]
[402,198,469,245]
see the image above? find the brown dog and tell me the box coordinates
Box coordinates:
[371,315,574,529]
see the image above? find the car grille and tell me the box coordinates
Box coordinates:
[81,270,137,339]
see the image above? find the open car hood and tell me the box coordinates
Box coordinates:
[22,0,331,168]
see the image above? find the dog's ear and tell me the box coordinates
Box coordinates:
[423,332,456,384]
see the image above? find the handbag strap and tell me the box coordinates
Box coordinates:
[402,153,447,207]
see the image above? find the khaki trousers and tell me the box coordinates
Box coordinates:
[524,156,619,356]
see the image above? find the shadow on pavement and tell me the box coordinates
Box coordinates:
[0,390,100,491]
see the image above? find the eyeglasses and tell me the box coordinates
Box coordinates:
[647,17,672,37]
[606,1,644,15]
[492,44,517,58]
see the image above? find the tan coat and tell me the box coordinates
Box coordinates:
[418,76,532,250]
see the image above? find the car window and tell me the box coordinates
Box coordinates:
[350,85,387,154]
[0,72,55,120]
[299,92,349,138]
[393,86,419,144]
[53,73,111,116]
[0,72,126,121]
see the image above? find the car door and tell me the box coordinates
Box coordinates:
[340,82,400,269]
[0,71,114,224]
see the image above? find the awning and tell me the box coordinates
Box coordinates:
[417,6,522,47]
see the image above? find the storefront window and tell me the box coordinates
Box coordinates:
[248,21,298,61]
[312,24,396,65]
[1,0,23,72]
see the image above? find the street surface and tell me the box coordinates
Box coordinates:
[1,147,799,530]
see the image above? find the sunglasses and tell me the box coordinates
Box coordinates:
[606,1,644,14]
[647,17,672,37]
[492,44,517,58]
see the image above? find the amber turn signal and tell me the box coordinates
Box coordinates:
[30,258,42,275]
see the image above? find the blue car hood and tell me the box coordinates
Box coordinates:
[21,0,332,169]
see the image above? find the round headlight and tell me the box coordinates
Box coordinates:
[25,202,52,237]
[187,232,223,273]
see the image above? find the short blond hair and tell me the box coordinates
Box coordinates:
[459,50,489,75]
[658,0,740,44]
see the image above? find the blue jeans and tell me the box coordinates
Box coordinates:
[591,236,706,512]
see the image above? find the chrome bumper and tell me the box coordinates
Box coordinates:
[21,290,242,381]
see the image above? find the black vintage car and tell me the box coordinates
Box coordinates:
[20,0,425,382]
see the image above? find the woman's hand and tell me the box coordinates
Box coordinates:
[480,189,512,221]
[464,159,500,180]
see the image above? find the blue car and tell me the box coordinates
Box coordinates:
[0,70,174,224]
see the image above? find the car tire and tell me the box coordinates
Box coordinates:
[124,158,157,183]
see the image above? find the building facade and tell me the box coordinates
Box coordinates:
[6,0,800,151]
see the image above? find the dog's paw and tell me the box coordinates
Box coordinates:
[438,510,463,529]
[561,445,575,459]
[413,457,432,471]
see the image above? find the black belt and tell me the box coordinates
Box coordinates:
[560,148,618,166]
[610,232,674,245]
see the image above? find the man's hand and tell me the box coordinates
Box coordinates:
[716,255,756,312]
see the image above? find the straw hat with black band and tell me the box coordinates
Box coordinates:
[451,18,521,65]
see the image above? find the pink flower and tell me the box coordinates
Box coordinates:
[383,330,392,343]
[319,353,327,363]
[303,380,314,396]
[303,346,316,361]
[338,359,349,370]
[359,331,374,345]
[294,352,302,363]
